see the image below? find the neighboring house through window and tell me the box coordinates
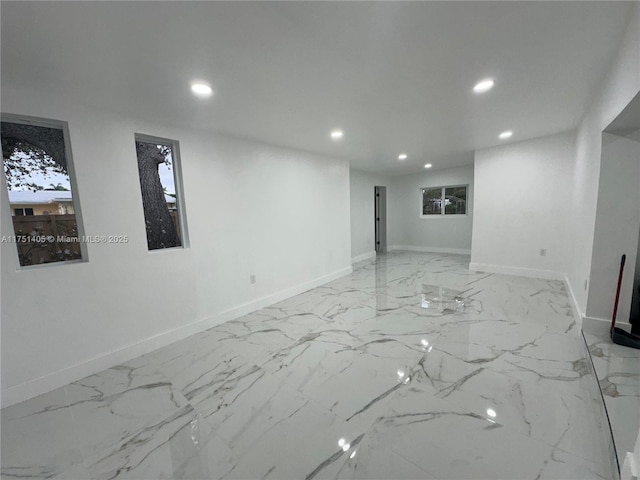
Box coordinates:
[421,185,468,217]
[1,116,85,267]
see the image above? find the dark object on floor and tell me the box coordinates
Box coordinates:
[631,284,640,335]
[611,254,640,349]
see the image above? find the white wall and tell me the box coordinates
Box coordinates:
[388,164,474,254]
[0,86,352,407]
[631,226,640,325]
[568,3,640,316]
[586,133,640,327]
[349,169,390,262]
[471,132,576,279]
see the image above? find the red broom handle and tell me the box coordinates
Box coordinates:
[611,254,626,332]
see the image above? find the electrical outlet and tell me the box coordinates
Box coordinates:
[539,249,546,257]
[250,274,256,284]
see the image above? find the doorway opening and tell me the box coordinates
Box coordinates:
[374,186,387,253]
[631,226,640,334]
[604,91,640,333]
[586,90,640,331]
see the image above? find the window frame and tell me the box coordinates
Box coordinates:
[1,113,88,269]
[134,133,189,251]
[419,184,469,218]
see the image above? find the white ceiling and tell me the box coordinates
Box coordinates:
[1,1,634,175]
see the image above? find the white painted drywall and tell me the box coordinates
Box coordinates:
[471,132,576,279]
[388,164,474,254]
[349,169,390,262]
[568,3,640,315]
[586,133,640,327]
[0,85,351,407]
[631,225,640,325]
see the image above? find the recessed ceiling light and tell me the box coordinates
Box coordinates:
[424,163,432,169]
[398,153,408,160]
[499,130,513,139]
[191,82,213,97]
[473,78,494,94]
[330,130,344,140]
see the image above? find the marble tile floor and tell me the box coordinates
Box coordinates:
[583,323,640,470]
[1,251,619,480]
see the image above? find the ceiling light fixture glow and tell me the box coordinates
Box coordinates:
[473,78,494,94]
[330,130,344,140]
[424,163,432,169]
[398,153,408,160]
[191,82,213,97]
[499,130,513,140]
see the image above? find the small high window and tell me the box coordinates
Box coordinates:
[1,116,85,267]
[421,185,468,216]
[134,135,187,251]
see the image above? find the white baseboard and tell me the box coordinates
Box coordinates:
[217,266,353,322]
[389,245,471,255]
[564,274,584,329]
[469,265,584,326]
[1,316,224,409]
[621,451,638,480]
[468,262,565,281]
[351,251,376,264]
[1,265,353,409]
[465,268,629,336]
[621,430,640,480]
[583,315,631,335]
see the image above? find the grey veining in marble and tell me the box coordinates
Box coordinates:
[583,324,640,470]
[1,251,620,479]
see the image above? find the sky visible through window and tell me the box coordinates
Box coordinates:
[4,152,71,191]
[158,155,175,195]
[12,170,70,191]
[6,152,175,194]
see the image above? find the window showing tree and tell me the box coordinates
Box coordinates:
[134,136,185,251]
[421,185,468,216]
[1,117,84,267]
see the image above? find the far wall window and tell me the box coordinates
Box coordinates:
[421,185,467,216]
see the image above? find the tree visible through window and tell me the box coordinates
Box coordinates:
[421,185,467,216]
[135,137,184,251]
[1,118,83,266]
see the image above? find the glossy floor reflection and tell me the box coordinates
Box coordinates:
[1,252,617,479]
[584,324,640,469]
